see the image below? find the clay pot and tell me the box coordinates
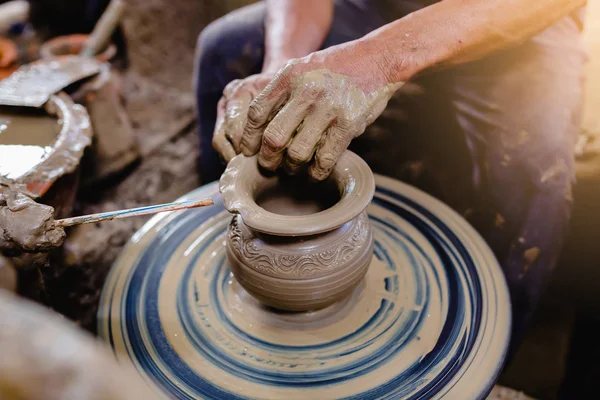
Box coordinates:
[0,93,92,210]
[220,152,375,311]
[0,37,17,79]
[39,34,117,62]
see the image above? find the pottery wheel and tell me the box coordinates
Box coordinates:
[98,175,511,400]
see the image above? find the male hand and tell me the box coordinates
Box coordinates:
[212,73,274,162]
[240,44,404,180]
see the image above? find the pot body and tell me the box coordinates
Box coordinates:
[220,152,376,311]
[226,211,374,311]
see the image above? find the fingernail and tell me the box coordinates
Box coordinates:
[259,153,283,172]
[309,164,332,181]
[241,143,255,156]
[259,161,278,172]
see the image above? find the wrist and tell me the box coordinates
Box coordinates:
[358,16,450,85]
[261,54,292,74]
[366,37,423,85]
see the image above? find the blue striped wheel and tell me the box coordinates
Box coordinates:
[98,175,511,400]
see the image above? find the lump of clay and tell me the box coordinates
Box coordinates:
[0,190,65,252]
[0,290,159,400]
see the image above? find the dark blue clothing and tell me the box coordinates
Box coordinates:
[194,0,586,353]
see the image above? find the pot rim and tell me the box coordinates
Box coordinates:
[0,92,92,198]
[219,151,375,236]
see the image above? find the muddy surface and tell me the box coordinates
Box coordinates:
[0,108,60,179]
[0,189,65,253]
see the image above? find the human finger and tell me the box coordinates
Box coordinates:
[212,97,236,162]
[309,124,355,181]
[223,89,253,153]
[284,108,334,173]
[241,67,292,155]
[258,96,313,171]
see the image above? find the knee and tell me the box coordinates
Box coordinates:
[194,16,237,95]
[492,126,575,195]
[523,135,575,195]
[195,17,228,71]
[195,2,265,68]
[194,4,265,93]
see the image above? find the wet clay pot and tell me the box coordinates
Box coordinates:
[0,93,92,216]
[39,34,117,62]
[219,151,375,311]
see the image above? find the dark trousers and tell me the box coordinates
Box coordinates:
[194,0,586,354]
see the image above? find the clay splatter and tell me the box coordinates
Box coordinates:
[495,213,505,228]
[521,246,540,277]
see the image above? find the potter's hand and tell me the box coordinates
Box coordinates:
[212,73,274,162]
[240,44,404,180]
[0,190,65,253]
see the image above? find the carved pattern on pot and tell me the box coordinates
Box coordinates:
[228,212,371,280]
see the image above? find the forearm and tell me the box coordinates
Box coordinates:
[362,0,586,83]
[263,0,333,73]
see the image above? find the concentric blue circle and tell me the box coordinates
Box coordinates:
[98,176,511,399]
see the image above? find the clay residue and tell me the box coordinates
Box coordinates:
[521,246,540,277]
[540,159,568,184]
[495,213,505,228]
[0,189,65,252]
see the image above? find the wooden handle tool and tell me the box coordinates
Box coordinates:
[80,0,126,58]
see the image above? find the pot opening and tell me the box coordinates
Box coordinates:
[0,106,61,179]
[255,175,341,216]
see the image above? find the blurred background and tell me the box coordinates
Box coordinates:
[0,1,599,399]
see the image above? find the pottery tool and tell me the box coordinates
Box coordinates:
[80,0,126,58]
[55,198,214,228]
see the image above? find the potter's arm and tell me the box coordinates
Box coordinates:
[239,0,585,179]
[263,0,334,73]
[362,0,586,83]
[212,0,335,161]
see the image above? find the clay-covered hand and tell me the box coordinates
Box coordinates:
[212,73,274,162]
[240,44,404,180]
[0,190,65,253]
